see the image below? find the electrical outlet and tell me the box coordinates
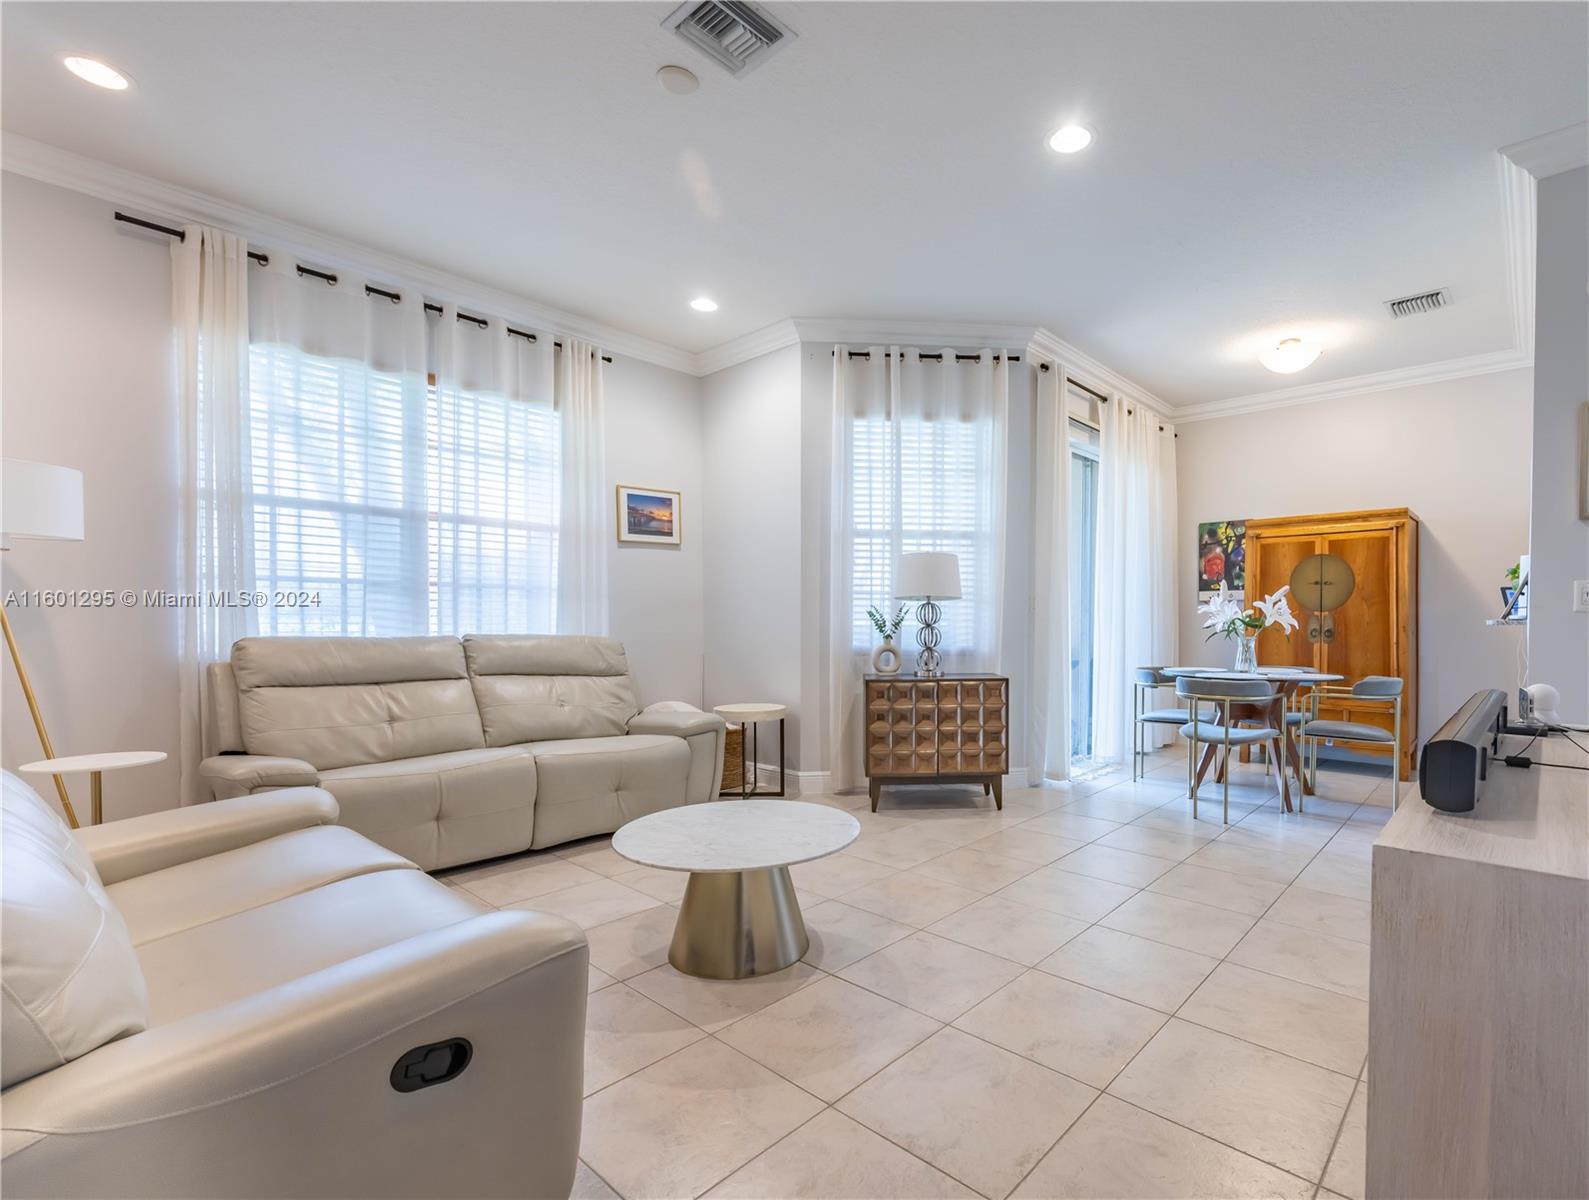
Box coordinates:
[1574,580,1589,613]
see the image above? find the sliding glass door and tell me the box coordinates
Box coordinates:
[1069,420,1100,763]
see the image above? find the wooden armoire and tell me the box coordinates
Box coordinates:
[1244,507,1419,780]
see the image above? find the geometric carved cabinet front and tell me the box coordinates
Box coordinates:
[864,674,1009,811]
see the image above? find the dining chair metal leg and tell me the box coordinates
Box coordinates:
[1187,729,1198,819]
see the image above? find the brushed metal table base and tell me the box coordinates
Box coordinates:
[668,865,809,979]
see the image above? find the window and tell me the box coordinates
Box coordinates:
[1069,416,1100,761]
[246,341,559,636]
[849,415,987,653]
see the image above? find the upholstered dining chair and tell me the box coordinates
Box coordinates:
[1298,675,1404,808]
[1133,668,1201,780]
[1175,676,1290,822]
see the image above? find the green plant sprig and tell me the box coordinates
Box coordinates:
[867,603,909,638]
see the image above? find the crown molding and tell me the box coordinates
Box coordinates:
[1,133,700,375]
[1172,347,1531,424]
[1501,121,1589,180]
[1026,327,1170,418]
[787,317,1043,352]
[692,319,799,375]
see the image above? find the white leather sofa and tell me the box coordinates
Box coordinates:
[199,634,726,870]
[0,769,587,1200]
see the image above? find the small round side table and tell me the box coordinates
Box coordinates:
[19,750,167,827]
[712,703,787,799]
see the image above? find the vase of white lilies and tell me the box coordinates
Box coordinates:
[1198,583,1299,672]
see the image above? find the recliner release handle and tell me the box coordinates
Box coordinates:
[390,1038,472,1092]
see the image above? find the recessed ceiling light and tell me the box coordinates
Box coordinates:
[689,296,718,313]
[1047,124,1093,154]
[62,55,131,91]
[657,65,699,95]
[1259,336,1323,374]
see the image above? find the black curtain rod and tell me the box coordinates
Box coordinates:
[832,349,1021,363]
[114,211,611,362]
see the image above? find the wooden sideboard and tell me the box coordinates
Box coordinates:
[1244,507,1419,779]
[863,674,1009,811]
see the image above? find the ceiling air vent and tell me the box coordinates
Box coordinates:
[1384,288,1451,319]
[664,0,794,76]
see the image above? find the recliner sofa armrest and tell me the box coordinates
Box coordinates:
[74,787,338,885]
[0,910,588,1200]
[198,753,319,800]
[626,704,727,739]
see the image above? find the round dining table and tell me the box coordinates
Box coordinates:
[1159,666,1344,811]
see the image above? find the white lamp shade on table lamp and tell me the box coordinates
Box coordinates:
[895,551,961,600]
[2,460,84,547]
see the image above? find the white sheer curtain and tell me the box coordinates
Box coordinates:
[828,346,1009,791]
[1027,360,1072,783]
[556,338,609,635]
[1091,397,1178,763]
[174,224,254,804]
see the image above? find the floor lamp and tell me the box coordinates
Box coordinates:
[2,459,85,827]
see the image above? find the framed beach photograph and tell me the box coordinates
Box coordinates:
[616,485,681,545]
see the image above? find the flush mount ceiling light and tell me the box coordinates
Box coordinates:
[62,55,130,90]
[1046,124,1093,154]
[689,296,719,313]
[1259,336,1323,374]
[657,65,699,95]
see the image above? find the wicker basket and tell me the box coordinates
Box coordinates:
[721,723,745,792]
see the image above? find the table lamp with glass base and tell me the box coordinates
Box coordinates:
[894,551,962,678]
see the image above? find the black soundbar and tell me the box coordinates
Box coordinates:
[1419,689,1507,812]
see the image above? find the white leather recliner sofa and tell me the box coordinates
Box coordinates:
[199,634,726,870]
[0,769,587,1200]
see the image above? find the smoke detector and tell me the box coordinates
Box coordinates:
[1384,288,1451,319]
[663,0,794,77]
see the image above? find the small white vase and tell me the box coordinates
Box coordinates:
[1232,632,1259,673]
[871,636,902,676]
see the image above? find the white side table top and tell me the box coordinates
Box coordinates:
[19,751,167,775]
[613,799,858,873]
[713,703,788,722]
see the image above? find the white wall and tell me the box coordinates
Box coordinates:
[1,170,707,817]
[1176,368,1535,745]
[1527,166,1589,719]
[699,345,803,759]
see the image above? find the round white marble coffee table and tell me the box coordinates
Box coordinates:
[613,800,859,980]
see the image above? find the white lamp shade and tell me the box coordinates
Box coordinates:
[895,551,961,600]
[2,460,84,543]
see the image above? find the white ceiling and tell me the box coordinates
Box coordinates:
[2,2,1585,406]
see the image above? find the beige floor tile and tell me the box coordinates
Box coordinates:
[1293,853,1372,903]
[1147,862,1286,916]
[1228,920,1370,1000]
[955,970,1166,1089]
[847,826,966,870]
[842,871,983,926]
[588,964,618,992]
[1179,961,1368,1074]
[838,931,1025,1022]
[1322,1082,1367,1200]
[1098,890,1257,958]
[801,900,916,971]
[995,865,1138,922]
[572,1160,620,1200]
[583,904,679,980]
[1184,838,1316,884]
[967,827,1085,864]
[583,983,706,1095]
[626,960,824,1033]
[1055,843,1177,887]
[552,838,634,876]
[1109,1019,1354,1181]
[1037,925,1218,1013]
[705,1109,977,1199]
[1265,885,1371,944]
[838,1027,1096,1200]
[450,853,602,905]
[1320,824,1378,861]
[1058,794,1169,822]
[613,865,691,904]
[718,975,941,1101]
[928,895,1090,966]
[1017,811,1124,843]
[511,877,661,930]
[1094,822,1216,860]
[913,847,1041,893]
[580,1039,824,1200]
[1229,811,1342,850]
[1012,1094,1315,1199]
[787,851,897,899]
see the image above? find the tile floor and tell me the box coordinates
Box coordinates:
[439,747,1389,1200]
